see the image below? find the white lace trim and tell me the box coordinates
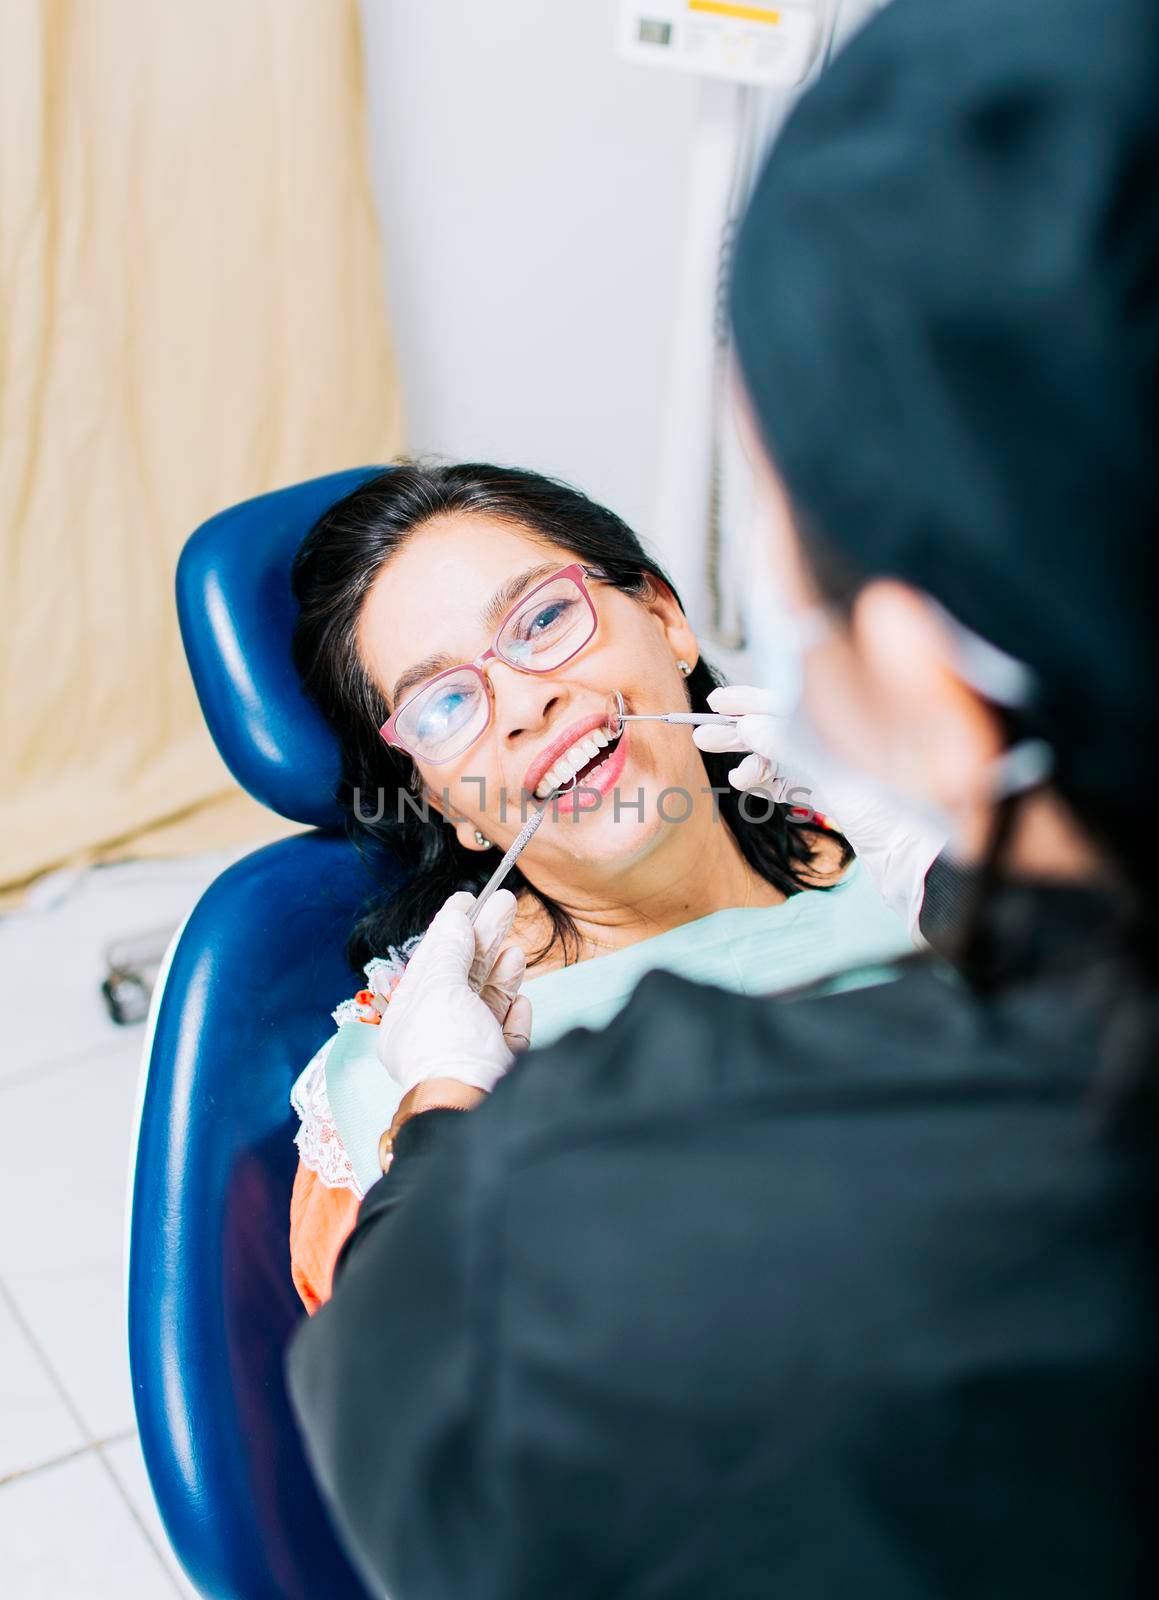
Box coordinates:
[289,940,423,1198]
[290,1034,363,1196]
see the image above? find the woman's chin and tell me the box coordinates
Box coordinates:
[537,810,663,874]
[537,764,692,859]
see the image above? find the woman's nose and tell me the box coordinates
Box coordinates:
[486,660,561,741]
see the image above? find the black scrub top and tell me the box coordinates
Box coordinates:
[287,878,1157,1600]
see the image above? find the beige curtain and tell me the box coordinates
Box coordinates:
[0,0,404,891]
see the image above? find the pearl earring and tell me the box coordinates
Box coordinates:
[473,829,493,849]
[677,659,693,677]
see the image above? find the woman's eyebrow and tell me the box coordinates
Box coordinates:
[390,563,562,708]
[391,650,457,708]
[480,562,561,630]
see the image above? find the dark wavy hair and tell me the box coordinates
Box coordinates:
[291,460,848,974]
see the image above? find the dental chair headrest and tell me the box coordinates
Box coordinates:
[177,466,386,829]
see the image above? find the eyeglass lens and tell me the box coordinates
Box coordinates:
[394,573,596,762]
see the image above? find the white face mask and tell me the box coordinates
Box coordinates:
[737,514,812,717]
[742,581,1054,842]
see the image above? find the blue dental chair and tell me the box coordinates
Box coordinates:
[127,467,398,1600]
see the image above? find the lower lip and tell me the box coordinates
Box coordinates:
[550,726,629,816]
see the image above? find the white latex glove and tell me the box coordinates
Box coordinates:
[374,889,532,1094]
[693,685,948,946]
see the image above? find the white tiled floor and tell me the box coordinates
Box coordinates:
[0,852,248,1598]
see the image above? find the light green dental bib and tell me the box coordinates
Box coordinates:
[323,858,912,1194]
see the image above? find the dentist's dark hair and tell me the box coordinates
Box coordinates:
[729,0,1158,1133]
[291,459,849,973]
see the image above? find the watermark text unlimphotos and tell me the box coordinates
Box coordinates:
[352,777,821,828]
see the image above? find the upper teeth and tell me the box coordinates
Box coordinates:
[534,728,612,797]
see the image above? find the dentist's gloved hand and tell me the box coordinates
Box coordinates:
[375,889,532,1095]
[692,684,804,806]
[692,684,948,945]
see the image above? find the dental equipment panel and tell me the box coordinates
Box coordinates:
[616,1,829,87]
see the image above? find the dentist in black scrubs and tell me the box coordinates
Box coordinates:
[288,1,1158,1595]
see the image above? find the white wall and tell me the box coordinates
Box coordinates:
[357,0,698,546]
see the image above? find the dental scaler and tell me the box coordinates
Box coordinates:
[466,772,580,927]
[603,690,738,739]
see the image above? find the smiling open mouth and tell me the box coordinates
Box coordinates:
[533,725,624,799]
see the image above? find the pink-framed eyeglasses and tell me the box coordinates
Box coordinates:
[379,562,609,765]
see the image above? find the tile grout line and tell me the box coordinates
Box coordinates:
[0,1033,146,1095]
[0,1276,187,1596]
[95,1435,189,1598]
[0,1280,190,1593]
[0,1271,103,1445]
[0,1437,188,1600]
[0,1428,135,1489]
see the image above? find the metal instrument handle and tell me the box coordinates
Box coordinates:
[465,770,579,926]
[631,711,739,725]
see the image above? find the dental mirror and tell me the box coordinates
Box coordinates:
[603,689,738,739]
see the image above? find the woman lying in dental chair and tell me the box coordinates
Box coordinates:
[286,461,939,1312]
